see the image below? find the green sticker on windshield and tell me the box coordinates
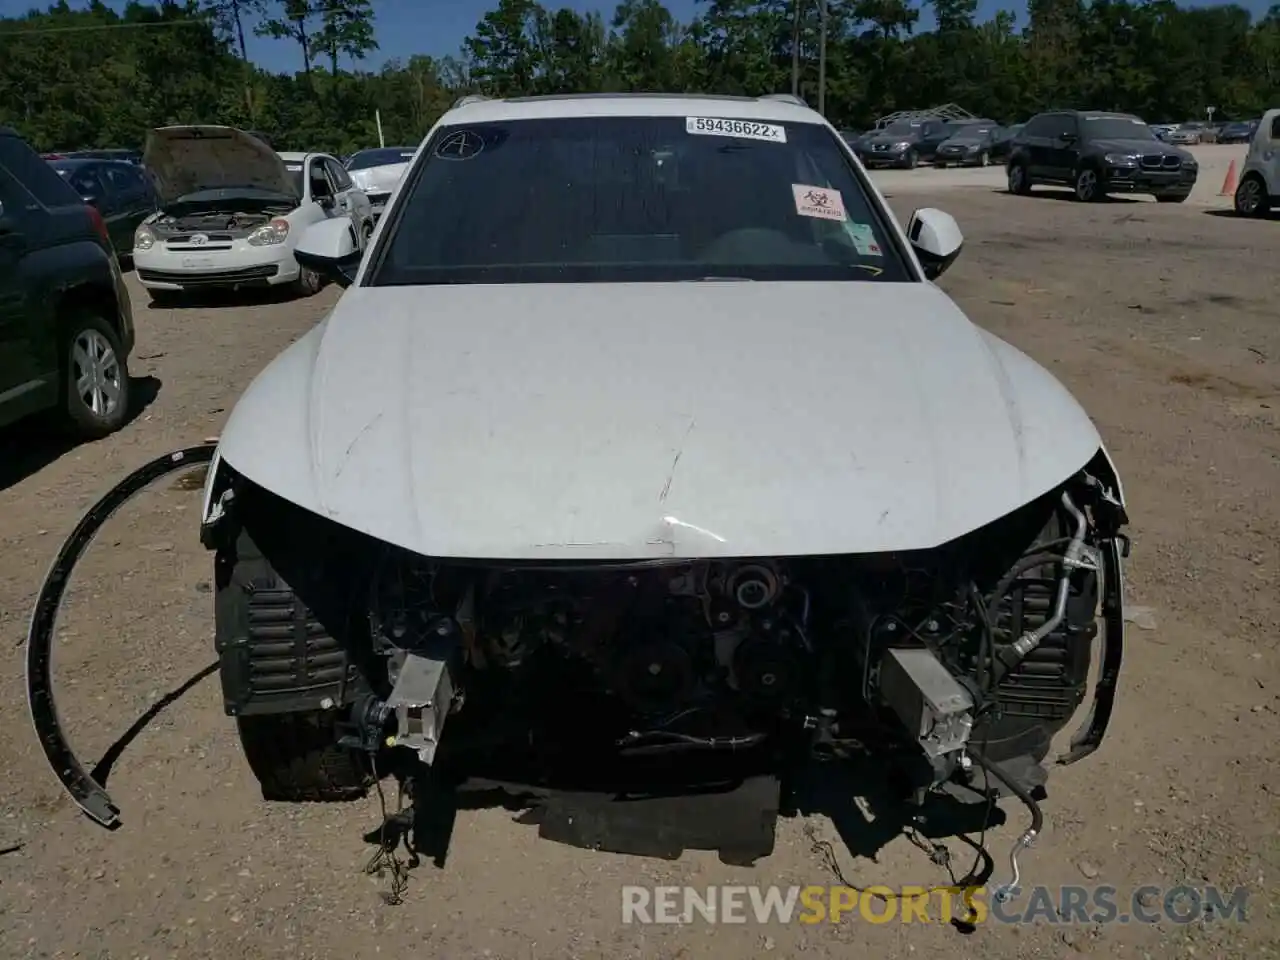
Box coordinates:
[847,222,883,256]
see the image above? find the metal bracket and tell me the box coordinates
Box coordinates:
[1057,535,1125,765]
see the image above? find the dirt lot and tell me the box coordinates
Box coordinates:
[1,188,1277,959]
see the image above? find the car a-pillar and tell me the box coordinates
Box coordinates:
[209,479,375,801]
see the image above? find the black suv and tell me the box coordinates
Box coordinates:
[1006,110,1198,203]
[0,127,135,438]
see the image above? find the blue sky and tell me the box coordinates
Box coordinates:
[0,0,1269,73]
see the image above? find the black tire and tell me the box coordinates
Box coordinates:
[905,149,919,170]
[1007,162,1032,195]
[1155,192,1189,204]
[978,149,990,167]
[1234,175,1270,218]
[361,218,374,246]
[237,713,371,802]
[216,527,373,802]
[60,310,130,439]
[1073,166,1104,202]
[294,265,323,297]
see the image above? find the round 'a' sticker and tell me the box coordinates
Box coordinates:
[434,130,485,160]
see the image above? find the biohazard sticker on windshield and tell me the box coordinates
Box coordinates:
[686,117,787,143]
[847,222,883,256]
[792,184,846,221]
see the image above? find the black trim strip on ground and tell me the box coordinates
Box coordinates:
[25,443,218,829]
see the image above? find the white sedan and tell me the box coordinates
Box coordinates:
[344,146,416,218]
[132,126,374,303]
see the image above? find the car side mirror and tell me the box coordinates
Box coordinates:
[907,208,963,281]
[294,218,362,288]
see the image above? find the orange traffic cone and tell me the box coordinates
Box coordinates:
[1219,159,1238,197]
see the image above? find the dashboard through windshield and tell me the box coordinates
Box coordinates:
[367,115,911,285]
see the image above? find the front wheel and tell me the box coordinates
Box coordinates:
[1007,162,1032,195]
[978,149,990,167]
[1234,176,1270,218]
[1155,192,1189,204]
[294,264,323,297]
[237,713,372,802]
[904,150,918,170]
[61,311,130,439]
[1074,167,1104,202]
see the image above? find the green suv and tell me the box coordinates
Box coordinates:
[0,127,135,438]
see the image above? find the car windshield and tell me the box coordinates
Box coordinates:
[284,163,303,194]
[948,123,992,138]
[1083,117,1155,140]
[882,122,917,135]
[347,147,416,170]
[370,115,910,286]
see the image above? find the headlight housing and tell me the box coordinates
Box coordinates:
[1103,153,1140,166]
[133,224,155,250]
[248,218,290,246]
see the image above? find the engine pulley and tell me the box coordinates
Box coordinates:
[732,633,801,703]
[727,564,781,610]
[614,640,697,713]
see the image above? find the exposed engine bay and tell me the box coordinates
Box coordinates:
[148,201,294,239]
[26,444,1126,900]
[343,479,1122,795]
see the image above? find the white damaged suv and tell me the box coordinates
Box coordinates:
[49,93,1131,886]
[132,126,373,304]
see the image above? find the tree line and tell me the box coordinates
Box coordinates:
[0,0,1275,155]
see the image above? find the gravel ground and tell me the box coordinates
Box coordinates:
[1,188,1277,959]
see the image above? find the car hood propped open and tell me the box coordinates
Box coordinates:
[143,125,295,204]
[212,282,1104,560]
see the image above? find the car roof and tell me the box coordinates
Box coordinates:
[440,92,825,127]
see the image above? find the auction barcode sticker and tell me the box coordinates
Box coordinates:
[686,116,787,144]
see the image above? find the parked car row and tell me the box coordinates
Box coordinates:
[842,118,1023,169]
[1151,118,1260,145]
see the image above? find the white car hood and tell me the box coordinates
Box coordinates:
[144,125,295,204]
[215,282,1103,560]
[349,163,409,195]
